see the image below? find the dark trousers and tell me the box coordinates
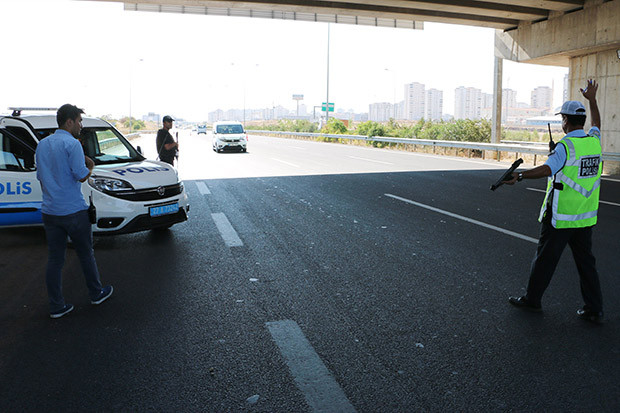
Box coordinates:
[161,158,174,166]
[526,214,603,312]
[42,210,103,312]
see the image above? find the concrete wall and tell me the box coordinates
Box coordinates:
[495,0,620,173]
[570,49,620,157]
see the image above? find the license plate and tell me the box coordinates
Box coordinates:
[149,203,179,217]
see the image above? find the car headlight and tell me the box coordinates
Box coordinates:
[88,175,134,192]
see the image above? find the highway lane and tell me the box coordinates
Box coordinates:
[1,132,619,411]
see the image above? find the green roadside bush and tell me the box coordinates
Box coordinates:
[249,117,494,145]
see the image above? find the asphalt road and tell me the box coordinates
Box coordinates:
[1,132,619,412]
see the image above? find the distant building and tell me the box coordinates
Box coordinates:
[503,88,518,109]
[369,102,393,122]
[531,86,553,112]
[425,89,443,121]
[142,112,160,123]
[563,74,569,103]
[482,92,494,110]
[526,115,562,126]
[404,82,425,120]
[454,86,482,119]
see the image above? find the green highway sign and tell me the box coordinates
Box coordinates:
[321,102,335,112]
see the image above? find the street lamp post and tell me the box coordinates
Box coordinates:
[325,23,330,122]
[384,68,396,119]
[129,58,143,135]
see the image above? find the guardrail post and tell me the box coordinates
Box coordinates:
[496,150,500,161]
[534,154,537,166]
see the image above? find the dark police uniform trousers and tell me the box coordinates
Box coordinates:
[526,209,603,312]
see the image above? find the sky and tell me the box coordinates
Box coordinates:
[0,0,568,122]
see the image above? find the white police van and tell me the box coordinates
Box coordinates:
[212,121,247,152]
[0,108,189,235]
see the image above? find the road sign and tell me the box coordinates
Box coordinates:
[321,102,334,112]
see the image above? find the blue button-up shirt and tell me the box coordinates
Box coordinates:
[544,126,601,175]
[35,129,90,216]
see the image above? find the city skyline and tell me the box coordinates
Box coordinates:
[1,0,569,122]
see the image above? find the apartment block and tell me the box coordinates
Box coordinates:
[404,82,425,120]
[425,89,443,121]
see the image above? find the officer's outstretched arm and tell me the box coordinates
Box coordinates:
[581,79,600,129]
[505,165,552,185]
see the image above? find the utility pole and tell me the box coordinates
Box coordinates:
[325,23,330,122]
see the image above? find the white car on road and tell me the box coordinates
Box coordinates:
[212,121,247,153]
[0,109,189,235]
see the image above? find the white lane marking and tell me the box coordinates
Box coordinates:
[271,157,300,168]
[347,155,393,165]
[385,193,538,244]
[266,320,357,413]
[526,187,620,207]
[602,177,620,182]
[196,181,211,195]
[211,213,243,247]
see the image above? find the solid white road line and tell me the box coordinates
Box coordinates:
[211,213,243,247]
[526,187,620,207]
[196,181,211,195]
[271,157,300,168]
[347,155,393,165]
[266,320,357,413]
[602,177,620,183]
[385,193,538,244]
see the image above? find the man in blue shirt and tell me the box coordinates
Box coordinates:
[36,104,113,319]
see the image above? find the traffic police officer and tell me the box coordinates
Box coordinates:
[505,79,604,324]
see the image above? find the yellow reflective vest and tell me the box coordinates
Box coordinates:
[539,135,602,228]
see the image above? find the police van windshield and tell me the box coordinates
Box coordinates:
[81,128,144,164]
[216,124,244,134]
[37,128,144,165]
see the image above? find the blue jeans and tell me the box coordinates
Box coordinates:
[42,209,103,312]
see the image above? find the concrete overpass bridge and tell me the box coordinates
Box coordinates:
[101,0,619,171]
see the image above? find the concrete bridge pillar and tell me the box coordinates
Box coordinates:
[495,0,620,173]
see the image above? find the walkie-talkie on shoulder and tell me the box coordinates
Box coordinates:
[548,123,556,154]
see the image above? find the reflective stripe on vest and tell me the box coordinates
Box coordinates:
[538,135,601,228]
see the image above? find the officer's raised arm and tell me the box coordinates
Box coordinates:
[580,79,600,129]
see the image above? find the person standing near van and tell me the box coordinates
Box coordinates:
[35,104,113,319]
[156,115,178,165]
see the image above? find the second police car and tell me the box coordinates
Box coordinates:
[0,108,189,235]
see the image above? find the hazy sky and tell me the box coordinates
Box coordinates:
[0,0,568,121]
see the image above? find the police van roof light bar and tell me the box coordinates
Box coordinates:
[8,107,58,116]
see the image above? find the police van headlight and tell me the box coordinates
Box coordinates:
[88,175,134,192]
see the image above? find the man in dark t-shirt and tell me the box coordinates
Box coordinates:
[156,115,178,165]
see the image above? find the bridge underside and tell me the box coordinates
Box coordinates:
[115,0,587,30]
[104,1,620,171]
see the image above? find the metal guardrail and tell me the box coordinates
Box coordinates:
[126,130,157,139]
[249,130,620,164]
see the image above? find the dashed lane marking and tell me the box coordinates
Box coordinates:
[526,187,620,207]
[196,181,211,195]
[266,320,357,413]
[271,158,300,168]
[347,155,393,165]
[211,213,243,247]
[385,193,538,244]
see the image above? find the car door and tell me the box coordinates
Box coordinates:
[0,121,42,227]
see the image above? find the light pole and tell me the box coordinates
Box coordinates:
[325,23,330,122]
[129,58,143,135]
[384,68,396,119]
